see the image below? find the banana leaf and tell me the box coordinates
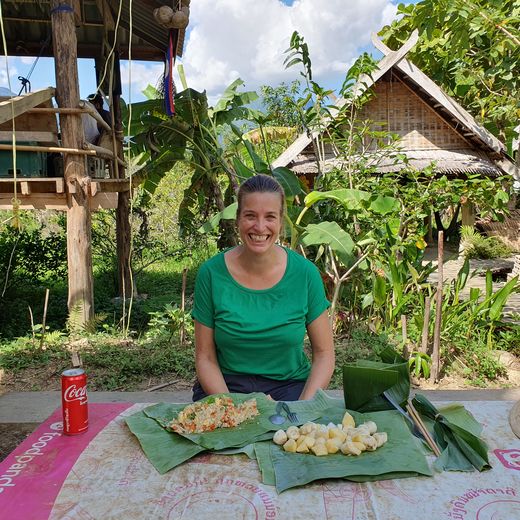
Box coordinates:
[343,346,410,412]
[255,407,432,492]
[412,394,491,472]
[143,392,331,450]
[125,411,205,474]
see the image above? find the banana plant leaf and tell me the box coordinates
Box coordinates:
[412,394,490,472]
[125,411,205,474]
[255,407,432,492]
[343,347,410,412]
[142,391,332,451]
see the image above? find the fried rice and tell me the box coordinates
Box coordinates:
[168,396,259,434]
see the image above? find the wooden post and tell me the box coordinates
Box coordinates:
[420,296,431,354]
[430,231,444,382]
[51,0,94,324]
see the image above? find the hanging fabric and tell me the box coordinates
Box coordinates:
[164,29,176,116]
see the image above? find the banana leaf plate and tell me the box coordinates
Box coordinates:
[126,390,333,472]
[255,406,433,493]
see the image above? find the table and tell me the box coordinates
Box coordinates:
[1,401,520,519]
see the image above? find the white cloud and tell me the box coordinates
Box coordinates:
[119,61,165,100]
[177,0,399,102]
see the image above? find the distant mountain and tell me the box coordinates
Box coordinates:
[0,87,16,97]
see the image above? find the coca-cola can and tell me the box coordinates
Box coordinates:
[61,368,89,435]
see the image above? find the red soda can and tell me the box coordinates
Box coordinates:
[61,368,89,435]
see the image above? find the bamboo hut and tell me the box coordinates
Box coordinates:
[0,0,188,324]
[273,31,520,237]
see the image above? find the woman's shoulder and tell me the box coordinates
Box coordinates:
[197,250,227,274]
[284,247,320,273]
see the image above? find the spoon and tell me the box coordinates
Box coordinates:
[268,401,286,425]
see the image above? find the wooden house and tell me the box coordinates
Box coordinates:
[0,0,188,324]
[273,31,520,235]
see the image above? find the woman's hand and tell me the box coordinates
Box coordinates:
[194,320,229,395]
[299,310,335,400]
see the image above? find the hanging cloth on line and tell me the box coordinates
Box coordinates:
[164,30,176,116]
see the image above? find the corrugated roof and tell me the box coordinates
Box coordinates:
[0,0,186,60]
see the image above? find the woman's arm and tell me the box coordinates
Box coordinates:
[299,310,335,400]
[194,320,229,395]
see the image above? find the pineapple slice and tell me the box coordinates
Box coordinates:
[283,438,297,453]
[342,411,356,429]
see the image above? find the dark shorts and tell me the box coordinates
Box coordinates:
[192,374,306,402]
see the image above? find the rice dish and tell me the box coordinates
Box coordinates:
[169,396,259,433]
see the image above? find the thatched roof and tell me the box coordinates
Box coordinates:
[0,0,186,61]
[291,149,504,177]
[272,31,519,182]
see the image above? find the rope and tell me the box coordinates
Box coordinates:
[0,0,20,229]
[17,34,51,96]
[124,0,135,337]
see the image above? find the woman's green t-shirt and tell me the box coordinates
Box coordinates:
[192,246,330,381]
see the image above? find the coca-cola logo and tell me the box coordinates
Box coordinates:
[63,384,88,404]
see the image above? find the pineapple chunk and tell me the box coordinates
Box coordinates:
[341,440,362,456]
[329,427,347,443]
[311,443,329,456]
[352,441,366,452]
[300,422,316,435]
[296,441,310,453]
[342,411,356,429]
[283,438,297,452]
[326,439,340,454]
[362,421,377,435]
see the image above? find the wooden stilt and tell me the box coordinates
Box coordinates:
[430,231,444,382]
[51,0,94,324]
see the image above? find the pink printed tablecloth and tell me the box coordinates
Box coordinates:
[1,401,520,520]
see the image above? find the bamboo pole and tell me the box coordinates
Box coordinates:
[0,143,95,155]
[401,314,410,358]
[180,268,188,346]
[430,231,444,382]
[39,288,50,350]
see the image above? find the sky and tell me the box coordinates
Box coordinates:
[1,0,416,106]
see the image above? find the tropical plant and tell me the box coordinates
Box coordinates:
[460,225,513,259]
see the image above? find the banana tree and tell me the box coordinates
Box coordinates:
[125,78,259,247]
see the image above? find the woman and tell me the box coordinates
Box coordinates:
[192,174,334,401]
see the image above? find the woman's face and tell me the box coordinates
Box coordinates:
[237,191,283,255]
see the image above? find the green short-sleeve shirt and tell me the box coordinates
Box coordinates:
[192,246,330,381]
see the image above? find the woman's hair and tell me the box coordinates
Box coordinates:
[237,174,285,216]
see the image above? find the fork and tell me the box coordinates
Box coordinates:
[281,402,299,423]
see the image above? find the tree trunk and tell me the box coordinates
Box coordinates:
[51,0,93,324]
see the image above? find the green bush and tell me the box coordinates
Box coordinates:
[329,327,390,388]
[460,226,513,259]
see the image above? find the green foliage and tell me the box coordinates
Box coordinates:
[329,328,390,388]
[408,351,431,379]
[0,334,196,390]
[259,81,302,129]
[145,303,194,340]
[460,225,513,259]
[0,224,67,287]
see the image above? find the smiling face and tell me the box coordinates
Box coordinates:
[237,191,283,255]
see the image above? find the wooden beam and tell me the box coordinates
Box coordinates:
[51,0,94,323]
[0,192,118,210]
[0,131,58,144]
[497,158,520,181]
[0,88,56,125]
